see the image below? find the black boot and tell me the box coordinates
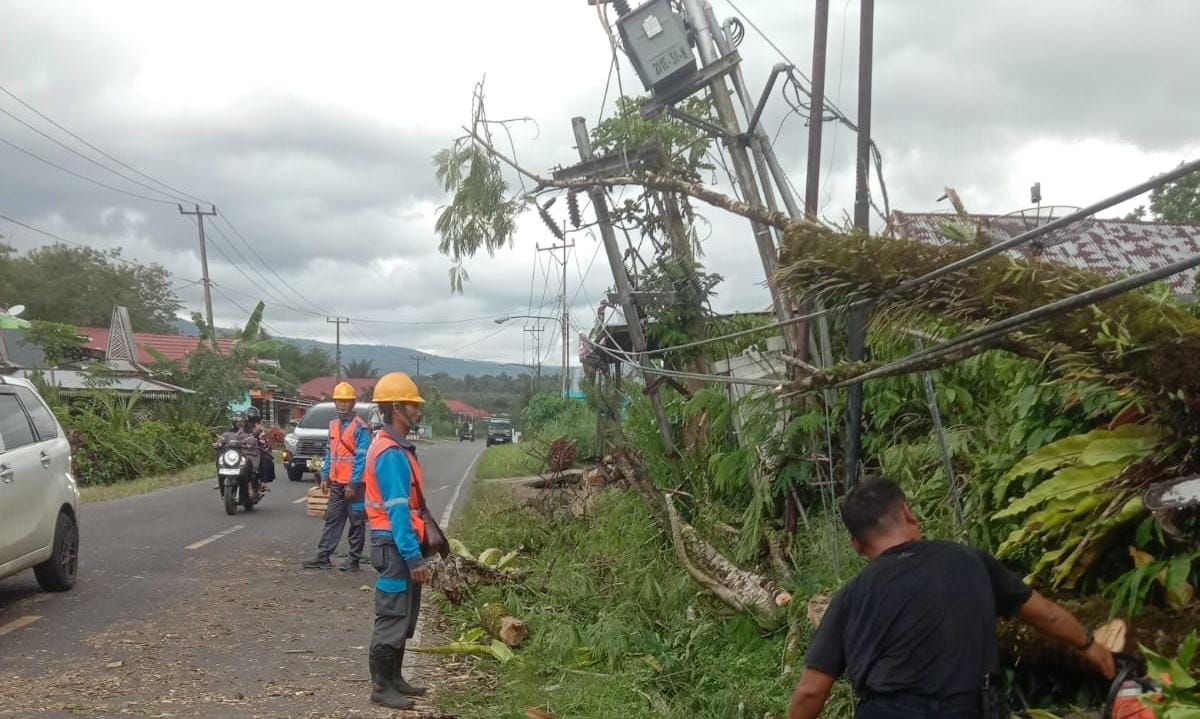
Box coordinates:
[369,646,414,709]
[301,555,332,570]
[338,558,361,572]
[393,642,427,697]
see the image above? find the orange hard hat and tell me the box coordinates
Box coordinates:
[372,372,424,404]
[332,381,357,401]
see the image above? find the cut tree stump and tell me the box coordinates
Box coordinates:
[479,602,528,647]
[429,555,526,605]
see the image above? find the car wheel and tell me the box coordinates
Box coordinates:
[34,510,79,592]
[287,466,304,482]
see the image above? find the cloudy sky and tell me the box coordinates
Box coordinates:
[1,0,1197,371]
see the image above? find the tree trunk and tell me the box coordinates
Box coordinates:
[479,602,528,647]
[428,555,525,605]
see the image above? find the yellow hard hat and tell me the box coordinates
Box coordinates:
[372,372,424,404]
[332,381,357,401]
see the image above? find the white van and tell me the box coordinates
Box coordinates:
[0,376,80,591]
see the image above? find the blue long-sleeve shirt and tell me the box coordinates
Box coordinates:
[322,416,371,486]
[371,445,426,569]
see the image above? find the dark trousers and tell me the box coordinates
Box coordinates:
[315,483,365,562]
[857,696,982,719]
[369,537,421,651]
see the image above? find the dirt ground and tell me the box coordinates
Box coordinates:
[0,553,470,719]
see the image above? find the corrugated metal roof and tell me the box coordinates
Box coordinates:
[891,211,1200,297]
[12,369,192,396]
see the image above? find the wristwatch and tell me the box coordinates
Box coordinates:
[1076,629,1095,651]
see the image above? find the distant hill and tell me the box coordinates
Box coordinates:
[282,337,548,379]
[169,318,538,378]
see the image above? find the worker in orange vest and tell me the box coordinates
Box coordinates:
[362,372,434,710]
[302,381,371,571]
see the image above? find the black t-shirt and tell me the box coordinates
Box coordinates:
[805,540,1032,700]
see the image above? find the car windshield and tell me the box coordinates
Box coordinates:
[297,405,373,429]
[489,420,511,429]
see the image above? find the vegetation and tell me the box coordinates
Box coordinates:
[1126,167,1200,223]
[342,358,379,378]
[269,342,336,384]
[0,242,181,332]
[476,444,545,480]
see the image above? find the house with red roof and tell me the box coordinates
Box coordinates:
[445,399,489,419]
[297,376,378,401]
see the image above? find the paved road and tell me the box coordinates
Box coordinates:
[0,441,483,718]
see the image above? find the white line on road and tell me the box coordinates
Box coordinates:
[440,452,481,527]
[185,525,245,550]
[0,615,42,637]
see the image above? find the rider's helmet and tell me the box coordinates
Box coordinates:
[245,406,262,423]
[232,410,247,426]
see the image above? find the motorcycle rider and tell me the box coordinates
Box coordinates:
[302,382,371,571]
[244,406,276,484]
[214,411,255,491]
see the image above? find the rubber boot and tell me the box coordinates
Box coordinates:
[369,646,415,710]
[393,642,427,697]
[338,558,361,572]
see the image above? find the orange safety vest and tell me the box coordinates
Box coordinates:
[327,415,368,484]
[363,432,427,544]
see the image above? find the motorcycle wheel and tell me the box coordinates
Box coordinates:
[223,482,237,515]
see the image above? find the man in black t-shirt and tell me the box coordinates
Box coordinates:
[788,478,1115,718]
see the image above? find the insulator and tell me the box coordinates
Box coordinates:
[567,190,582,229]
[613,0,631,18]
[538,205,564,241]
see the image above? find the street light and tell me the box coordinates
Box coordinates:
[493,314,558,324]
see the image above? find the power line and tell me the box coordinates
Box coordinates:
[0,82,208,204]
[0,134,177,205]
[215,215,329,317]
[0,104,189,204]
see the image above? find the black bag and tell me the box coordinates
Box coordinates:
[420,508,450,559]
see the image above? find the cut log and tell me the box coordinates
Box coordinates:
[664,494,792,629]
[479,602,528,647]
[428,554,526,605]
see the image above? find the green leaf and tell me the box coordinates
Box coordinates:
[490,639,516,663]
[1077,433,1160,466]
[994,462,1125,518]
[1180,632,1198,668]
[461,627,487,644]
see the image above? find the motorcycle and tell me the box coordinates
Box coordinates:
[214,433,263,515]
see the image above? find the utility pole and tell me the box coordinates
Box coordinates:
[178,204,219,350]
[409,354,424,378]
[679,0,797,354]
[571,116,677,453]
[804,0,830,218]
[537,242,573,399]
[845,0,875,491]
[326,316,350,380]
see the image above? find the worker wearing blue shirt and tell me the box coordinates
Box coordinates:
[362,372,432,710]
[303,382,372,571]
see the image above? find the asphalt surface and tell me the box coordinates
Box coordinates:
[0,441,484,719]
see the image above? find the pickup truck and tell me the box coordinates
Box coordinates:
[282,402,383,482]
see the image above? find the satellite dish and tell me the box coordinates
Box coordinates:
[6,304,25,317]
[997,205,1096,253]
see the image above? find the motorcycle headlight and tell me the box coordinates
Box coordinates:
[222,450,240,465]
[284,433,299,450]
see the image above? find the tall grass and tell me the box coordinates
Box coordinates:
[438,485,857,718]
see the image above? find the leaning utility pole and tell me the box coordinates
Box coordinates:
[524,325,544,387]
[326,316,350,380]
[804,0,831,218]
[571,116,677,453]
[409,354,424,378]
[679,0,797,354]
[537,242,573,398]
[845,0,876,491]
[178,204,219,350]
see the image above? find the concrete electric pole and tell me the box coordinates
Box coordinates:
[326,316,350,380]
[178,204,219,350]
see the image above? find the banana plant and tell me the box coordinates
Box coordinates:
[993,423,1163,588]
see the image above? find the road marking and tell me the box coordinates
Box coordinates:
[0,615,42,637]
[185,525,245,550]
[440,451,481,527]
[292,496,309,504]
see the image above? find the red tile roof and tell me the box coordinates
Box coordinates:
[445,399,489,418]
[891,211,1200,297]
[298,376,377,401]
[78,327,237,364]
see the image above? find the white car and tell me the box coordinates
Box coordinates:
[0,375,80,591]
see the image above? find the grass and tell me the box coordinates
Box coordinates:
[474,444,545,480]
[436,483,857,719]
[80,463,212,503]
